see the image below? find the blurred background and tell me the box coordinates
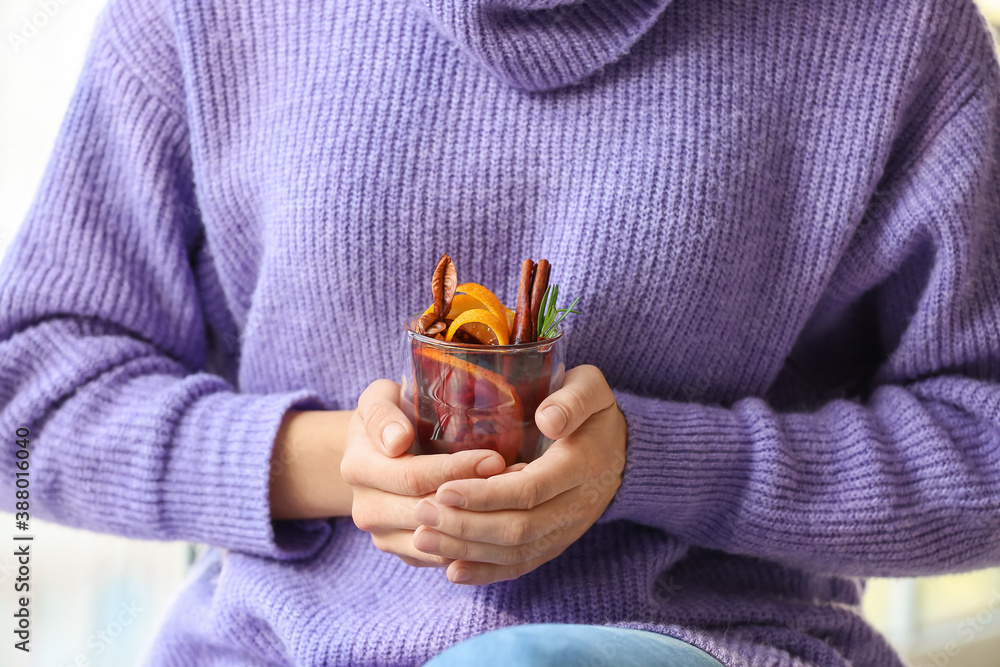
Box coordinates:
[1,1,999,665]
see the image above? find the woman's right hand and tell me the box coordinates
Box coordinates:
[340,379,510,567]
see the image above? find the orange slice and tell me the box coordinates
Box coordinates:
[458,321,502,345]
[413,346,524,465]
[415,347,520,408]
[445,309,509,345]
[422,306,513,344]
[456,283,509,339]
[422,294,482,319]
[449,294,484,318]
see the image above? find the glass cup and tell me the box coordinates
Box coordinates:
[400,316,566,465]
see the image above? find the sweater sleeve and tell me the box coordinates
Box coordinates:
[0,0,332,559]
[599,1,1000,577]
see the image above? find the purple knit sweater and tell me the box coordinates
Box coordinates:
[2,0,999,664]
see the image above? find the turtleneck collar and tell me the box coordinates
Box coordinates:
[411,0,675,92]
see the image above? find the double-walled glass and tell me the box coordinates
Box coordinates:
[400,317,566,465]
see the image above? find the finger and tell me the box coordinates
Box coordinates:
[413,487,588,563]
[414,492,578,545]
[368,529,454,568]
[435,444,578,511]
[534,364,616,441]
[445,549,565,586]
[357,379,412,456]
[361,449,506,497]
[352,491,428,532]
[398,555,451,569]
[412,524,538,565]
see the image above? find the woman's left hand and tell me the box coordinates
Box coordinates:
[411,364,627,585]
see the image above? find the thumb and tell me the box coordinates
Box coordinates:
[357,379,412,457]
[535,364,615,441]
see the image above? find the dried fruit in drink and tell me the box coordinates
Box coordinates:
[410,254,579,345]
[455,282,509,339]
[444,309,509,345]
[418,253,457,334]
[411,346,524,465]
[432,254,458,318]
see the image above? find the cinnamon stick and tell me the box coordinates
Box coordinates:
[528,259,550,339]
[511,259,535,344]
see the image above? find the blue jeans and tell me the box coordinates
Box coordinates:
[423,623,725,666]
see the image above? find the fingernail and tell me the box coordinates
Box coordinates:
[414,501,440,527]
[437,489,465,507]
[451,567,472,583]
[413,529,442,554]
[475,456,503,476]
[541,405,567,432]
[381,422,405,452]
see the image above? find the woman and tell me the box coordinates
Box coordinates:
[2,0,999,664]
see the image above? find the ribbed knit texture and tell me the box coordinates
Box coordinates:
[1,0,999,665]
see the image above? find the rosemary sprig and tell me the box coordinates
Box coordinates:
[536,284,582,339]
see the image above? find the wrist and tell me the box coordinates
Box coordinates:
[270,408,355,520]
